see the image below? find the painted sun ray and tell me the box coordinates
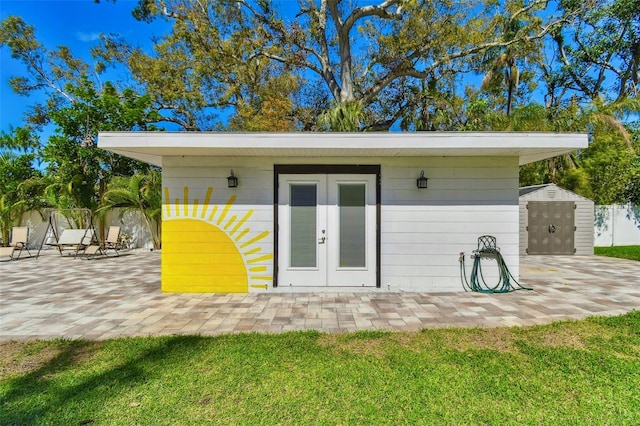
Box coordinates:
[235,228,250,242]
[251,284,268,289]
[208,205,219,222]
[249,266,267,272]
[183,187,189,216]
[217,195,237,226]
[230,210,254,236]
[224,215,237,230]
[240,231,269,249]
[164,188,171,216]
[201,187,213,219]
[175,198,180,216]
[247,254,273,264]
[192,199,200,217]
[244,247,261,256]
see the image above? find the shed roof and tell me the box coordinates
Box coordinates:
[519,184,553,197]
[98,132,588,168]
[519,183,593,202]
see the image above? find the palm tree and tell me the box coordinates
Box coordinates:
[480,15,538,117]
[0,151,45,243]
[481,50,520,116]
[317,101,365,132]
[0,194,19,245]
[585,97,638,154]
[97,170,162,249]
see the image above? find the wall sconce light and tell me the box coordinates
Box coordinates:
[227,170,238,188]
[416,170,428,189]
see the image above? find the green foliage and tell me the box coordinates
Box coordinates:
[554,0,639,102]
[41,76,159,212]
[1,312,640,424]
[0,128,43,243]
[0,16,89,126]
[88,0,566,131]
[97,171,162,249]
[1,16,162,217]
[93,0,301,131]
[580,133,632,204]
[626,153,640,203]
[515,97,638,203]
[317,101,365,131]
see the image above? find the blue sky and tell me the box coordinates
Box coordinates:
[0,0,170,135]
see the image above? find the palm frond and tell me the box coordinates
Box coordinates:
[590,113,634,152]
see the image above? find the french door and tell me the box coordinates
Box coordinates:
[278,174,377,287]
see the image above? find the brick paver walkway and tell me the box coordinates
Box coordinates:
[1,252,638,340]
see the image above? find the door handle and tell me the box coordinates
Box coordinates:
[318,236,326,244]
[549,224,556,233]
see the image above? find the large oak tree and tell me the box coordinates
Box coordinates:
[95,0,573,130]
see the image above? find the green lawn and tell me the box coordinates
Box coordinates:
[595,245,640,261]
[2,312,639,425]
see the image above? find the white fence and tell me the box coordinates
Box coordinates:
[594,204,640,247]
[16,209,155,250]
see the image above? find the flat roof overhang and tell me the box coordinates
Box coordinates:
[97,132,588,168]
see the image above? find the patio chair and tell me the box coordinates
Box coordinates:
[84,226,121,259]
[103,226,121,256]
[0,226,31,261]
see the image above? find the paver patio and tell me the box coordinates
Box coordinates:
[1,251,638,340]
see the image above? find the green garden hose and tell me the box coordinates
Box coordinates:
[459,235,532,293]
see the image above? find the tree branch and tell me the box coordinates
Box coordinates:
[556,33,596,99]
[343,0,402,33]
[363,16,565,104]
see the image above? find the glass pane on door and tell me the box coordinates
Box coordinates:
[290,184,317,267]
[338,184,366,267]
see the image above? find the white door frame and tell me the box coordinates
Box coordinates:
[274,165,380,289]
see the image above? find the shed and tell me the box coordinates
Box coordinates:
[99,132,587,293]
[519,184,594,255]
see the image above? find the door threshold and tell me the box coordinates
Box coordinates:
[271,286,382,293]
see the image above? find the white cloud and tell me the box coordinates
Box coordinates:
[76,32,101,42]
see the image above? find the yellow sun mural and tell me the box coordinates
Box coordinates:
[162,186,273,293]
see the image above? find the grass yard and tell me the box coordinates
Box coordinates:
[1,312,639,425]
[595,245,640,261]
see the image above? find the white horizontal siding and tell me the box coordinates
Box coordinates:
[381,232,519,245]
[380,157,520,292]
[163,155,521,293]
[383,190,517,203]
[383,221,518,234]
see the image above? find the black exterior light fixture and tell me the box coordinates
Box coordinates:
[227,170,238,188]
[417,170,428,189]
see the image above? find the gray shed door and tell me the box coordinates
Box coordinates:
[527,201,575,255]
